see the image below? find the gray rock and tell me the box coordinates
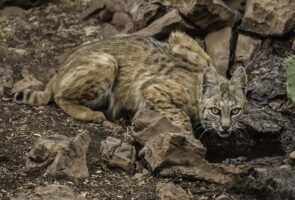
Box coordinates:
[139,132,206,171]
[100,137,136,173]
[132,106,182,145]
[26,131,91,180]
[224,0,247,12]
[11,184,85,200]
[160,163,250,184]
[101,23,120,39]
[205,27,232,77]
[241,0,295,36]
[0,6,26,17]
[156,182,191,200]
[233,168,295,200]
[102,120,124,135]
[165,0,237,31]
[235,34,261,65]
[131,0,166,31]
[242,102,283,135]
[83,26,101,37]
[133,9,195,38]
[246,54,286,103]
[111,12,133,31]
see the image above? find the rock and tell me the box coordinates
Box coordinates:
[205,27,232,77]
[11,184,85,200]
[290,151,295,160]
[12,68,44,93]
[0,6,26,17]
[165,0,237,31]
[235,34,261,65]
[0,66,14,97]
[242,102,283,135]
[111,12,133,31]
[131,0,166,31]
[246,52,286,103]
[156,182,191,200]
[102,121,124,135]
[241,0,295,36]
[133,9,195,39]
[233,168,295,200]
[139,132,205,171]
[269,99,295,115]
[132,116,182,146]
[26,131,91,180]
[132,105,164,131]
[83,26,101,37]
[160,162,250,185]
[224,0,247,12]
[101,23,120,38]
[79,1,105,20]
[100,137,136,173]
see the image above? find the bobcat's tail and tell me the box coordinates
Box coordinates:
[13,75,55,106]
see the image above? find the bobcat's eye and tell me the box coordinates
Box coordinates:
[231,108,241,115]
[210,107,221,115]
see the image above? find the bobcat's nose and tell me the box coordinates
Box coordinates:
[221,125,230,132]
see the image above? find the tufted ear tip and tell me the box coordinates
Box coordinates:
[202,67,219,95]
[231,66,247,93]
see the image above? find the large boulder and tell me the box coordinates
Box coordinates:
[235,34,261,65]
[241,0,295,36]
[205,27,232,77]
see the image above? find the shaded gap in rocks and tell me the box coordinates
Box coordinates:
[194,126,284,163]
[227,18,242,78]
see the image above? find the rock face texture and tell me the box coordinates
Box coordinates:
[205,26,232,77]
[133,9,195,38]
[26,132,91,180]
[235,34,261,65]
[165,0,237,31]
[100,137,136,173]
[233,168,295,200]
[241,0,295,36]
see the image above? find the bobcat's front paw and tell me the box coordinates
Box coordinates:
[91,111,106,123]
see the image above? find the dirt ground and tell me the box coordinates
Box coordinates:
[0,1,292,200]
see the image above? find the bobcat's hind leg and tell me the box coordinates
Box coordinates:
[55,53,118,123]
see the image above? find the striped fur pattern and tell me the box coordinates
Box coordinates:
[14,32,247,137]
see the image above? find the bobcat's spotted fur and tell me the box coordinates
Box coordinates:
[14,32,247,138]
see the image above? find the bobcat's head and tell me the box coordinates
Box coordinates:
[198,66,247,138]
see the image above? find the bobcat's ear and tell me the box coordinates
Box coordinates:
[202,67,219,95]
[230,66,247,94]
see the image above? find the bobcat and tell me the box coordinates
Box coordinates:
[14,32,247,138]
